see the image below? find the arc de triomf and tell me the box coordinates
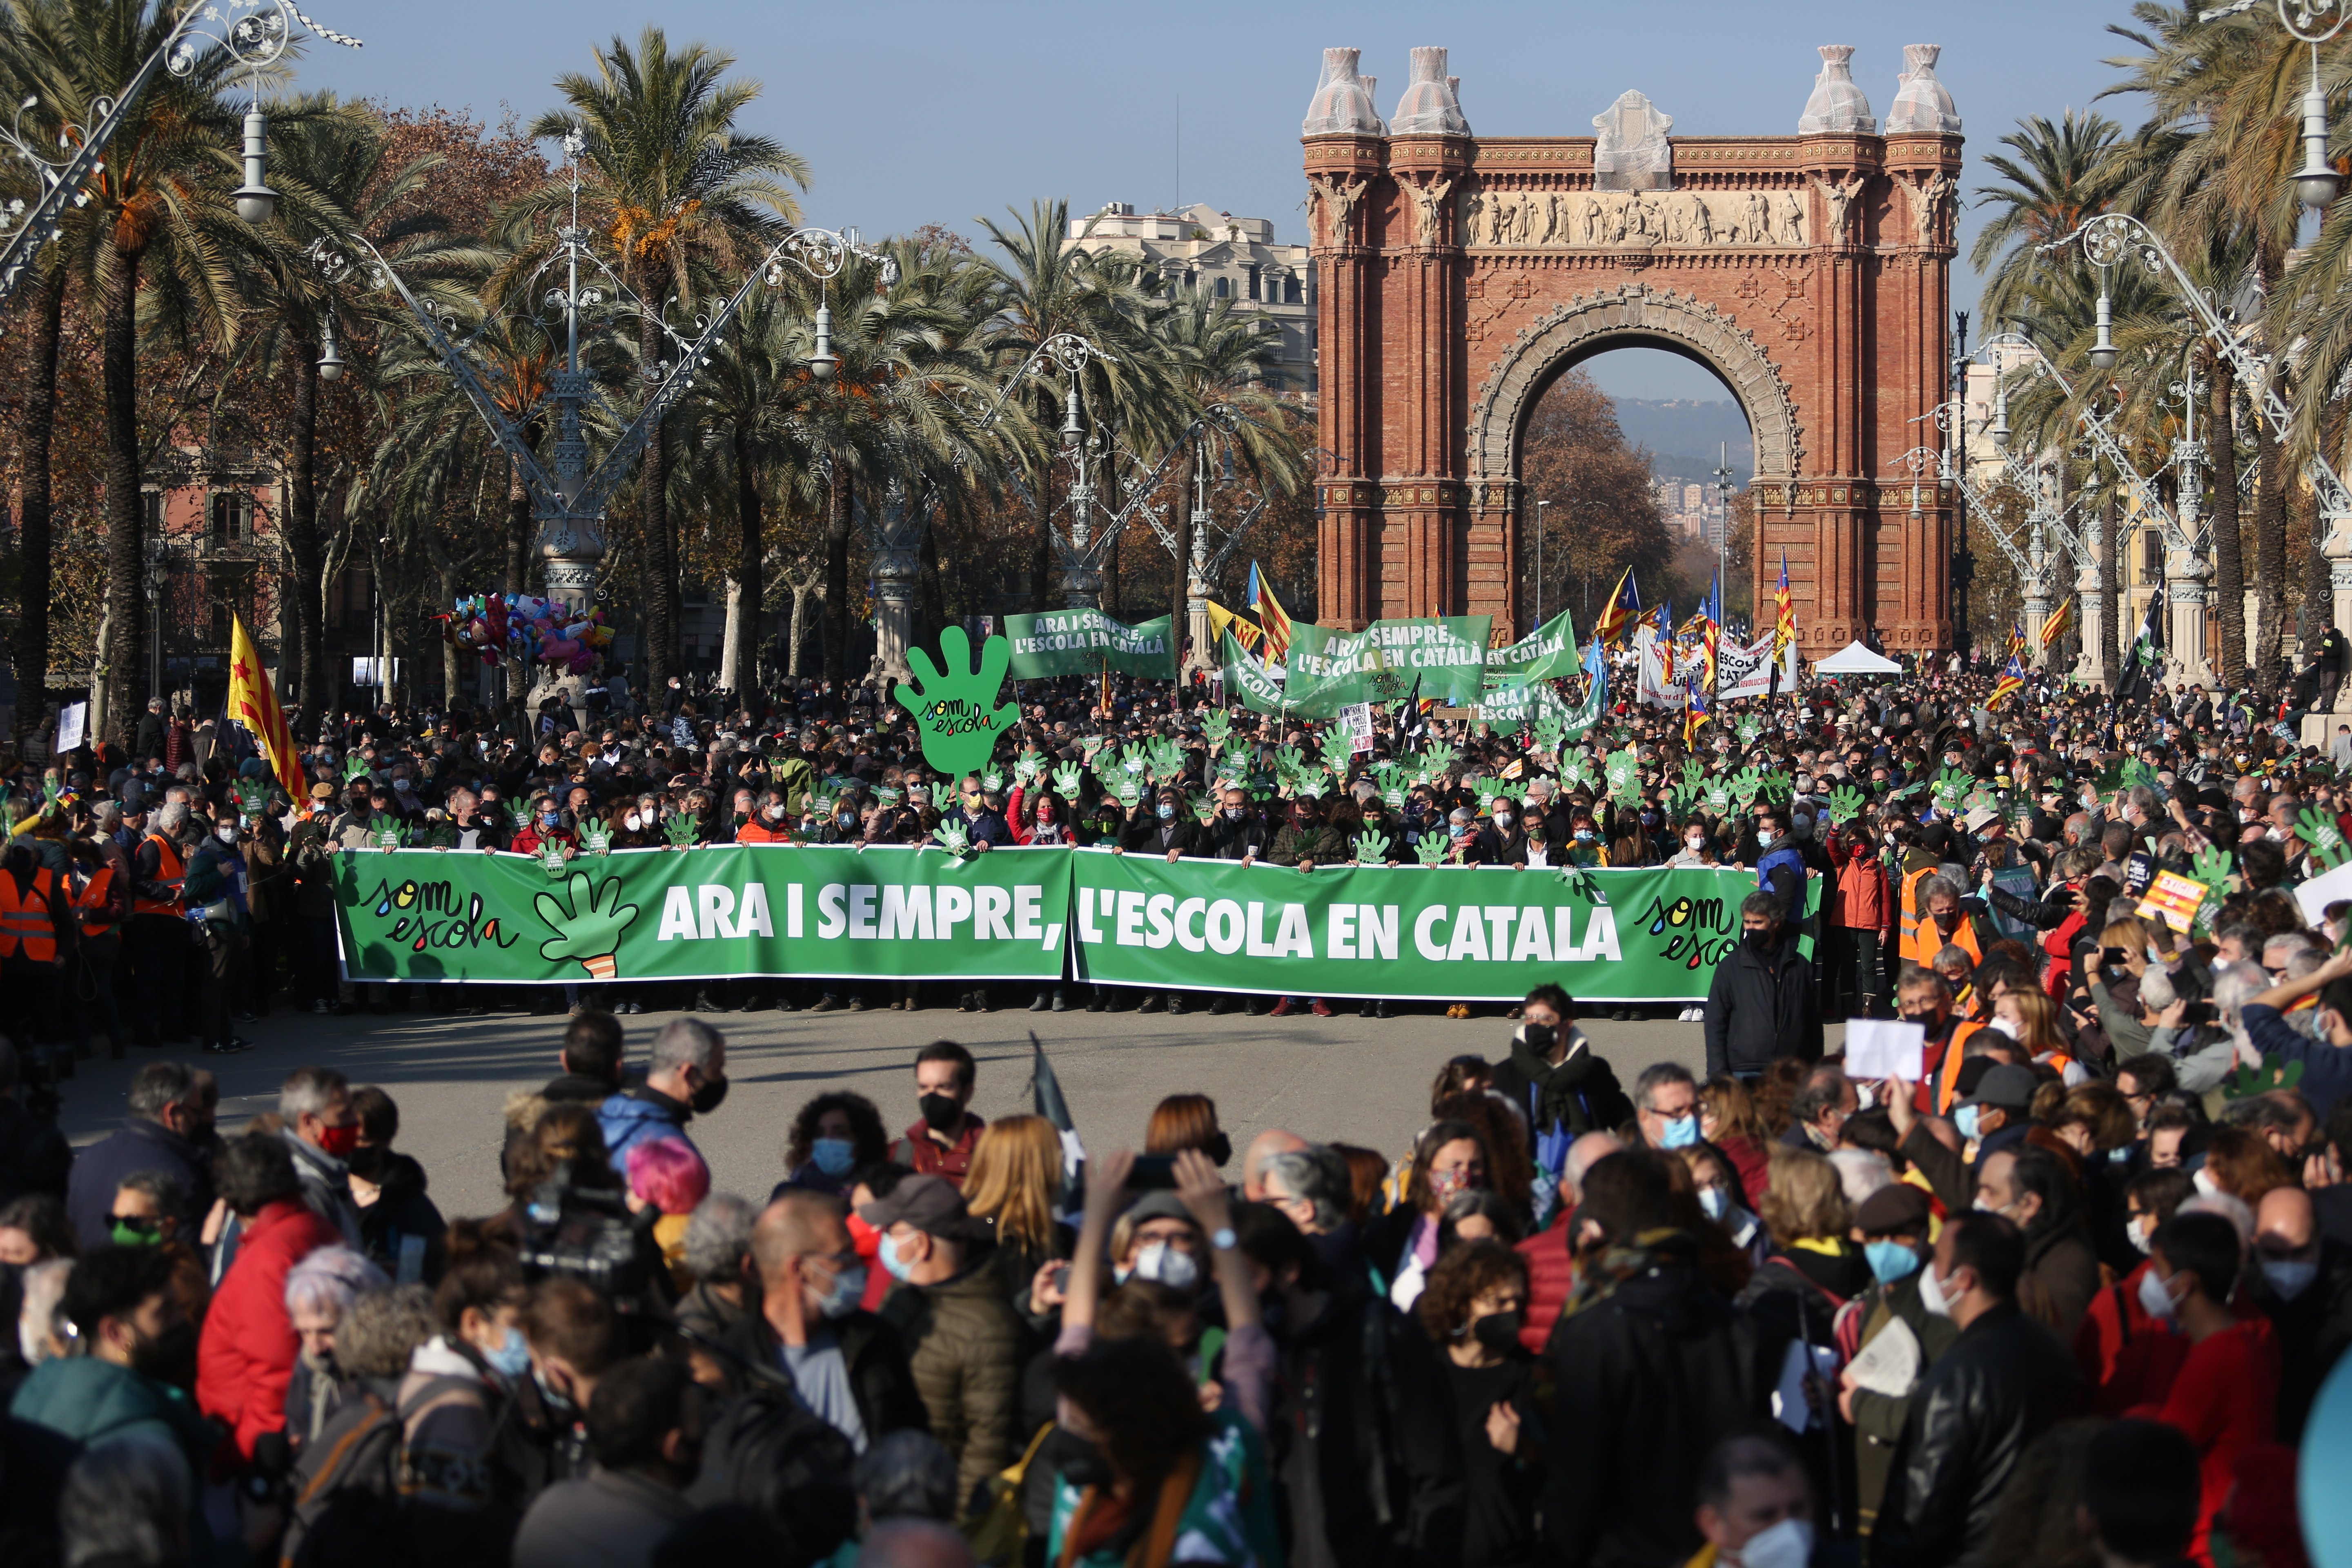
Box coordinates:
[1302,44,1965,653]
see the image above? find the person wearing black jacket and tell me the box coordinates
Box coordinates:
[1469,800,1530,867]
[1703,892,1824,1078]
[1114,788,1204,1014]
[1203,786,1268,861]
[1872,1212,2077,1568]
[1488,1003,1633,1219]
[64,1059,213,1250]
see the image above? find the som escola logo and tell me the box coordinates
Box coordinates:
[922,697,1007,737]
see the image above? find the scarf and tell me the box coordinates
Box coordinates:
[1510,1024,1594,1134]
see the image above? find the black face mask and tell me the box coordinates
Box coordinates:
[1060,1443,1114,1490]
[688,1073,730,1115]
[1205,1132,1233,1168]
[345,1143,392,1184]
[1471,1311,1524,1353]
[131,1318,201,1392]
[918,1092,964,1134]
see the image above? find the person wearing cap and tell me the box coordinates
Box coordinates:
[1838,1182,1959,1537]
[1882,1059,2037,1212]
[859,1173,1022,1507]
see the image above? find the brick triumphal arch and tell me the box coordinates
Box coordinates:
[1303,44,1965,652]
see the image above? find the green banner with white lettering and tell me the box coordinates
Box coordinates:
[334,845,1070,985]
[334,845,1802,1001]
[1002,608,1174,680]
[1218,628,1289,714]
[1484,608,1581,684]
[1285,615,1492,714]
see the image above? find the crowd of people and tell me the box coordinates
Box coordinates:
[0,655,2349,1566]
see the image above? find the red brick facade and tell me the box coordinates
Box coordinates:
[1305,124,1962,650]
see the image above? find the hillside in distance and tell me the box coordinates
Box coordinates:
[1610,398,1755,485]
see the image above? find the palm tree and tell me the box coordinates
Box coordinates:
[682,284,804,691]
[8,0,249,741]
[524,27,807,693]
[1970,110,2129,329]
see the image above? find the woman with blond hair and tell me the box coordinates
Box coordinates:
[1750,1144,1869,1302]
[1992,986,2087,1085]
[962,1113,1073,1316]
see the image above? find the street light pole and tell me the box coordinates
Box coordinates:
[1534,498,1548,631]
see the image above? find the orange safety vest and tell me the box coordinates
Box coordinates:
[1905,906,1984,971]
[1936,1019,1991,1114]
[1897,864,1936,959]
[0,867,60,965]
[132,833,186,918]
[76,864,120,941]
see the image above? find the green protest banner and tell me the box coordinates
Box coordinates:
[1476,679,1572,736]
[1484,608,1581,685]
[1002,608,1175,680]
[334,844,1069,985]
[1069,852,1772,1002]
[1285,616,1491,715]
[1218,629,1289,715]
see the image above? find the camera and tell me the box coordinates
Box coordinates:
[519,1161,665,1312]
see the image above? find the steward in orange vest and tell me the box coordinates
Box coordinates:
[0,851,70,966]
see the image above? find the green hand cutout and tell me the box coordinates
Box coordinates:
[982,770,1006,795]
[1731,767,1764,810]
[2298,807,2350,870]
[535,871,641,981]
[2225,1056,2305,1100]
[1828,785,1865,826]
[578,817,612,855]
[2190,843,2234,893]
[1757,772,1793,806]
[505,801,534,834]
[1189,791,1216,825]
[343,755,371,782]
[1355,829,1393,865]
[1415,830,1450,866]
[1199,711,1232,747]
[893,627,1018,778]
[663,813,702,847]
[1423,742,1459,778]
[1319,730,1354,776]
[374,822,407,850]
[1051,763,1083,799]
[933,820,973,855]
[1274,745,1307,780]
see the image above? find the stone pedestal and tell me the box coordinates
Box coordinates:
[2302,511,2352,745]
[2165,547,2214,690]
[865,546,919,688]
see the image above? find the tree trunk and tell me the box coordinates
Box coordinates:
[285,347,327,733]
[2101,484,2120,678]
[503,457,533,719]
[731,423,764,694]
[822,468,854,681]
[636,292,677,691]
[2208,354,2244,684]
[11,266,64,743]
[2253,416,2288,697]
[99,246,145,746]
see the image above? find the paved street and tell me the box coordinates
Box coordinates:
[46,997,1815,1218]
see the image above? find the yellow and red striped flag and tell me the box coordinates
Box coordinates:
[226,613,304,799]
[2038,598,2074,650]
[1592,568,1640,647]
[1772,550,1796,653]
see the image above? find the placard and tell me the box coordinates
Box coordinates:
[54,702,86,754]
[1844,1018,1926,1082]
[2143,869,2211,934]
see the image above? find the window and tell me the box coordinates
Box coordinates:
[209,490,255,545]
[1247,266,1261,301]
[142,491,164,533]
[1215,275,1231,298]
[1285,273,1304,305]
[209,562,258,646]
[2139,528,2161,586]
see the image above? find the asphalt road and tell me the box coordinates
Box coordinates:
[50,997,1819,1219]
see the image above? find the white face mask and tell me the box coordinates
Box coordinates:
[2126,1215,2154,1255]
[2137,1264,2183,1323]
[1686,836,1706,851]
[1114,1241,1200,1292]
[2192,1167,2219,1198]
[1918,1259,1958,1317]
[625,813,642,831]
[2261,1255,2319,1301]
[1735,1517,1817,1568]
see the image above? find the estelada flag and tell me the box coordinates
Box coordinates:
[1684,679,1712,749]
[226,613,304,798]
[1207,600,1264,658]
[1989,653,2028,709]
[1247,563,1294,666]
[1592,568,1640,647]
[1772,550,1796,652]
[2004,620,2029,666]
[2039,599,2074,649]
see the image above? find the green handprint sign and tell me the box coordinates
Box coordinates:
[374,822,408,851]
[1199,710,1232,748]
[1423,742,1459,778]
[1932,766,1971,811]
[505,800,535,835]
[1827,785,1865,826]
[663,812,702,847]
[536,871,641,981]
[343,755,372,782]
[1015,751,1045,785]
[893,627,1018,778]
[2298,807,2350,870]
[1757,772,1793,806]
[1147,737,1187,783]
[2189,843,2234,894]
[579,817,613,855]
[1189,791,1216,826]
[981,770,1006,795]
[1415,829,1451,866]
[1115,777,1143,808]
[1354,829,1394,865]
[1731,766,1764,810]
[2225,1056,2305,1100]
[1051,763,1083,799]
[933,820,973,855]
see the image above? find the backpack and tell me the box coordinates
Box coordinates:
[278,1388,409,1568]
[686,1383,858,1561]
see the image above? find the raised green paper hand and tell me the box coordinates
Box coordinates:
[1828,785,1865,826]
[1199,710,1232,748]
[1014,751,1044,785]
[1736,716,1762,746]
[1757,772,1793,806]
[981,770,1005,795]
[1147,737,1187,783]
[1474,778,1504,814]
[1189,791,1216,825]
[1532,710,1566,755]
[1051,763,1083,800]
[536,871,641,981]
[663,812,702,847]
[505,801,534,834]
[579,817,612,855]
[932,820,973,855]
[2225,1056,2304,1100]
[893,626,1017,778]
[343,755,371,782]
[1415,829,1450,866]
[1354,829,1393,865]
[1274,745,1306,781]
[1319,729,1354,776]
[373,822,407,850]
[1115,777,1143,808]
[1932,766,1971,811]
[1423,742,1459,779]
[2298,808,2351,870]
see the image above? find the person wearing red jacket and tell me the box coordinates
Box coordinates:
[2075,1168,2198,1399]
[508,795,578,861]
[196,1132,345,1459]
[1513,1130,1622,1354]
[2123,1211,2282,1568]
[1823,822,1893,1017]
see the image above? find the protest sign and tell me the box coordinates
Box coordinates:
[1002,608,1175,680]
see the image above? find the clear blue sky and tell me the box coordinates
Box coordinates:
[295,0,2139,399]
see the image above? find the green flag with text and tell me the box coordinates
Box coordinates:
[1002,608,1175,680]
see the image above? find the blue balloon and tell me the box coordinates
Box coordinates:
[2304,1352,2352,1568]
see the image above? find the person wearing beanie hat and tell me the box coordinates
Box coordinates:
[1843,1181,1960,1535]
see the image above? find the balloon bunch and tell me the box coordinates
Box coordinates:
[433,592,615,674]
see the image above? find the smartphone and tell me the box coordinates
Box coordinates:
[1127,1155,1180,1191]
[2100,947,2127,966]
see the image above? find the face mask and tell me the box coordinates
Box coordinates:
[1657,1114,1699,1149]
[2260,1255,2319,1301]
[1918,1260,1957,1318]
[1697,1186,1730,1221]
[480,1324,532,1379]
[1471,1310,1524,1352]
[811,1137,857,1177]
[839,813,857,828]
[541,812,560,827]
[2192,1167,2219,1197]
[1738,1516,1816,1568]
[1036,808,1054,823]
[1205,1132,1233,1168]
[1756,829,1776,847]
[1687,836,1706,851]
[918,1092,964,1134]
[1428,1165,1477,1202]
[766,805,786,821]
[317,1122,362,1159]
[878,1232,917,1283]
[1119,1241,1201,1292]
[345,1143,391,1184]
[1157,803,1176,821]
[1225,807,1246,821]
[1494,812,1515,829]
[688,1072,730,1115]
[815,1260,868,1319]
[110,1216,164,1247]
[215,826,237,844]
[625,813,642,831]
[1953,1105,1982,1143]
[1865,1240,1924,1286]
[2138,1265,2182,1323]
[1574,829,1595,843]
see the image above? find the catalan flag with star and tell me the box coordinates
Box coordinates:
[1683,678,1711,748]
[225,613,304,798]
[1247,562,1293,666]
[1772,550,1796,653]
[1592,568,1641,647]
[2004,619,2029,666]
[1989,652,2028,709]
